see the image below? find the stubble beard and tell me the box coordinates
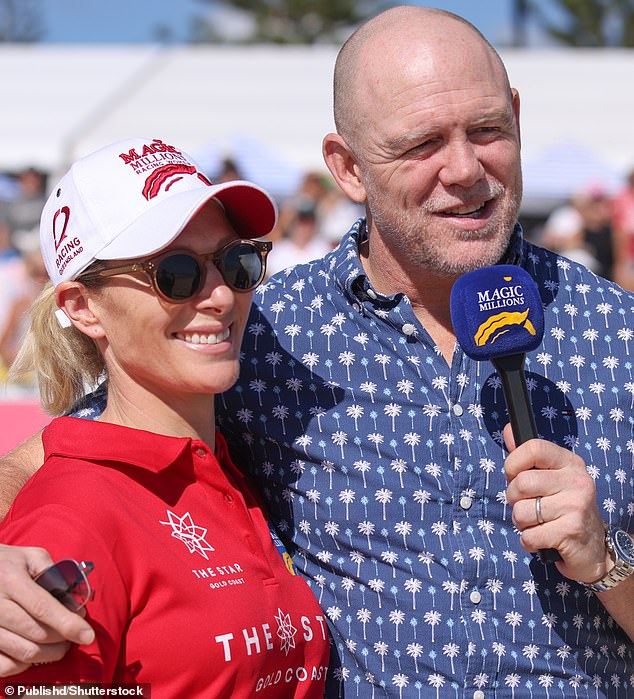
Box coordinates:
[365,178,523,278]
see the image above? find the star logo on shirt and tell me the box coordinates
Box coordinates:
[274,608,297,656]
[159,510,215,560]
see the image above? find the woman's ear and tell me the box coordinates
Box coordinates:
[55,282,106,339]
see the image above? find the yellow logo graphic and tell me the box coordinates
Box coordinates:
[283,552,298,576]
[474,308,536,346]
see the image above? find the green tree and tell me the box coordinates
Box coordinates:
[532,0,634,47]
[191,0,386,44]
[0,0,44,42]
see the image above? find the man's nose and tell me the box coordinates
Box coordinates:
[437,139,485,189]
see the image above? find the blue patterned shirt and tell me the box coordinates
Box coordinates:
[216,220,634,698]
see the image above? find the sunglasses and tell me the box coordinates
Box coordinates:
[34,559,94,612]
[88,239,272,303]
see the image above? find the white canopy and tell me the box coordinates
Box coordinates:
[1,44,633,203]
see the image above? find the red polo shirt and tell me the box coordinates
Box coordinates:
[0,417,329,698]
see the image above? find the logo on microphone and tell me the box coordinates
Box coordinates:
[474,309,536,346]
[473,275,536,346]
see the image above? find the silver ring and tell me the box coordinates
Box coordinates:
[535,496,545,525]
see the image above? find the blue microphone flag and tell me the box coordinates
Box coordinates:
[450,265,544,361]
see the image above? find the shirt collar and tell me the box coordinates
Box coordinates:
[43,416,225,473]
[332,217,525,305]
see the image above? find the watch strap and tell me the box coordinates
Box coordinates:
[586,528,634,593]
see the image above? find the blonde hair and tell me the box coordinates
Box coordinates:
[9,282,105,416]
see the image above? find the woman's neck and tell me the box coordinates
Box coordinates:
[99,381,216,448]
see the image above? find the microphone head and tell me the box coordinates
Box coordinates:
[450,264,545,360]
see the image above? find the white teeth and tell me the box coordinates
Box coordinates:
[176,328,230,345]
[445,202,487,217]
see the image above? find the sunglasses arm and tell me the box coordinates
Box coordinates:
[96,262,150,279]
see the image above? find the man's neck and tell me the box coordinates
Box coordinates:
[359,238,457,365]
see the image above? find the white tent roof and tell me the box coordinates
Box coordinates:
[0,45,336,176]
[2,45,633,202]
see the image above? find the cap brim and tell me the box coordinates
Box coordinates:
[96,180,277,261]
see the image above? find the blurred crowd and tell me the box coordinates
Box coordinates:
[530,170,634,290]
[0,167,48,395]
[213,159,364,278]
[1,157,634,399]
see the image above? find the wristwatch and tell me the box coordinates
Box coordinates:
[586,527,634,593]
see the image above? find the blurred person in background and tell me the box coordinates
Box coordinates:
[0,227,48,391]
[273,170,364,255]
[611,167,634,289]
[539,196,600,271]
[317,185,364,247]
[539,184,614,279]
[214,157,243,184]
[265,197,332,276]
[0,217,32,383]
[274,171,331,240]
[1,168,47,238]
[576,184,615,280]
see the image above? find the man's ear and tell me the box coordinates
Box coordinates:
[511,88,521,149]
[55,282,106,339]
[322,133,367,204]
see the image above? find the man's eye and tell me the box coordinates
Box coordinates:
[470,127,503,141]
[405,140,438,157]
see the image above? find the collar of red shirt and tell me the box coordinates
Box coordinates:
[42,416,227,474]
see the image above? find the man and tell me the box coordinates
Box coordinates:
[0,7,632,697]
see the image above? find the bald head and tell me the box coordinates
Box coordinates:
[333,6,511,153]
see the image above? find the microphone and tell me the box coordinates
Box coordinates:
[450,264,560,563]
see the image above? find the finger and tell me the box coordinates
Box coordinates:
[0,598,68,645]
[0,623,72,677]
[0,545,54,582]
[0,655,31,677]
[506,454,593,508]
[512,495,552,532]
[0,549,94,648]
[504,438,584,481]
[506,465,554,506]
[502,423,516,452]
[10,584,95,647]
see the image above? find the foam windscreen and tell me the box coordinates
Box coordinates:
[450,264,544,361]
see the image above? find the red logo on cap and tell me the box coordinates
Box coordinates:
[142,165,211,201]
[53,206,70,251]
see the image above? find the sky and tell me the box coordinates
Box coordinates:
[38,0,561,47]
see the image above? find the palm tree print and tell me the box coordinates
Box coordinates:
[214,221,634,697]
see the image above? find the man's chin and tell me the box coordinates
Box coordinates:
[426,239,511,277]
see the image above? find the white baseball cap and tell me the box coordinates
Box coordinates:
[40,137,278,287]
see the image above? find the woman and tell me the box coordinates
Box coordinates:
[0,137,329,697]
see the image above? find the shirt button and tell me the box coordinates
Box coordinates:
[460,495,473,510]
[224,493,234,503]
[366,288,378,299]
[452,403,464,416]
[196,448,206,457]
[473,691,485,699]
[353,303,361,312]
[402,323,416,336]
[470,590,482,604]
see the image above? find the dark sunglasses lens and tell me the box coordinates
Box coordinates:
[219,243,264,291]
[155,254,202,300]
[35,560,89,612]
